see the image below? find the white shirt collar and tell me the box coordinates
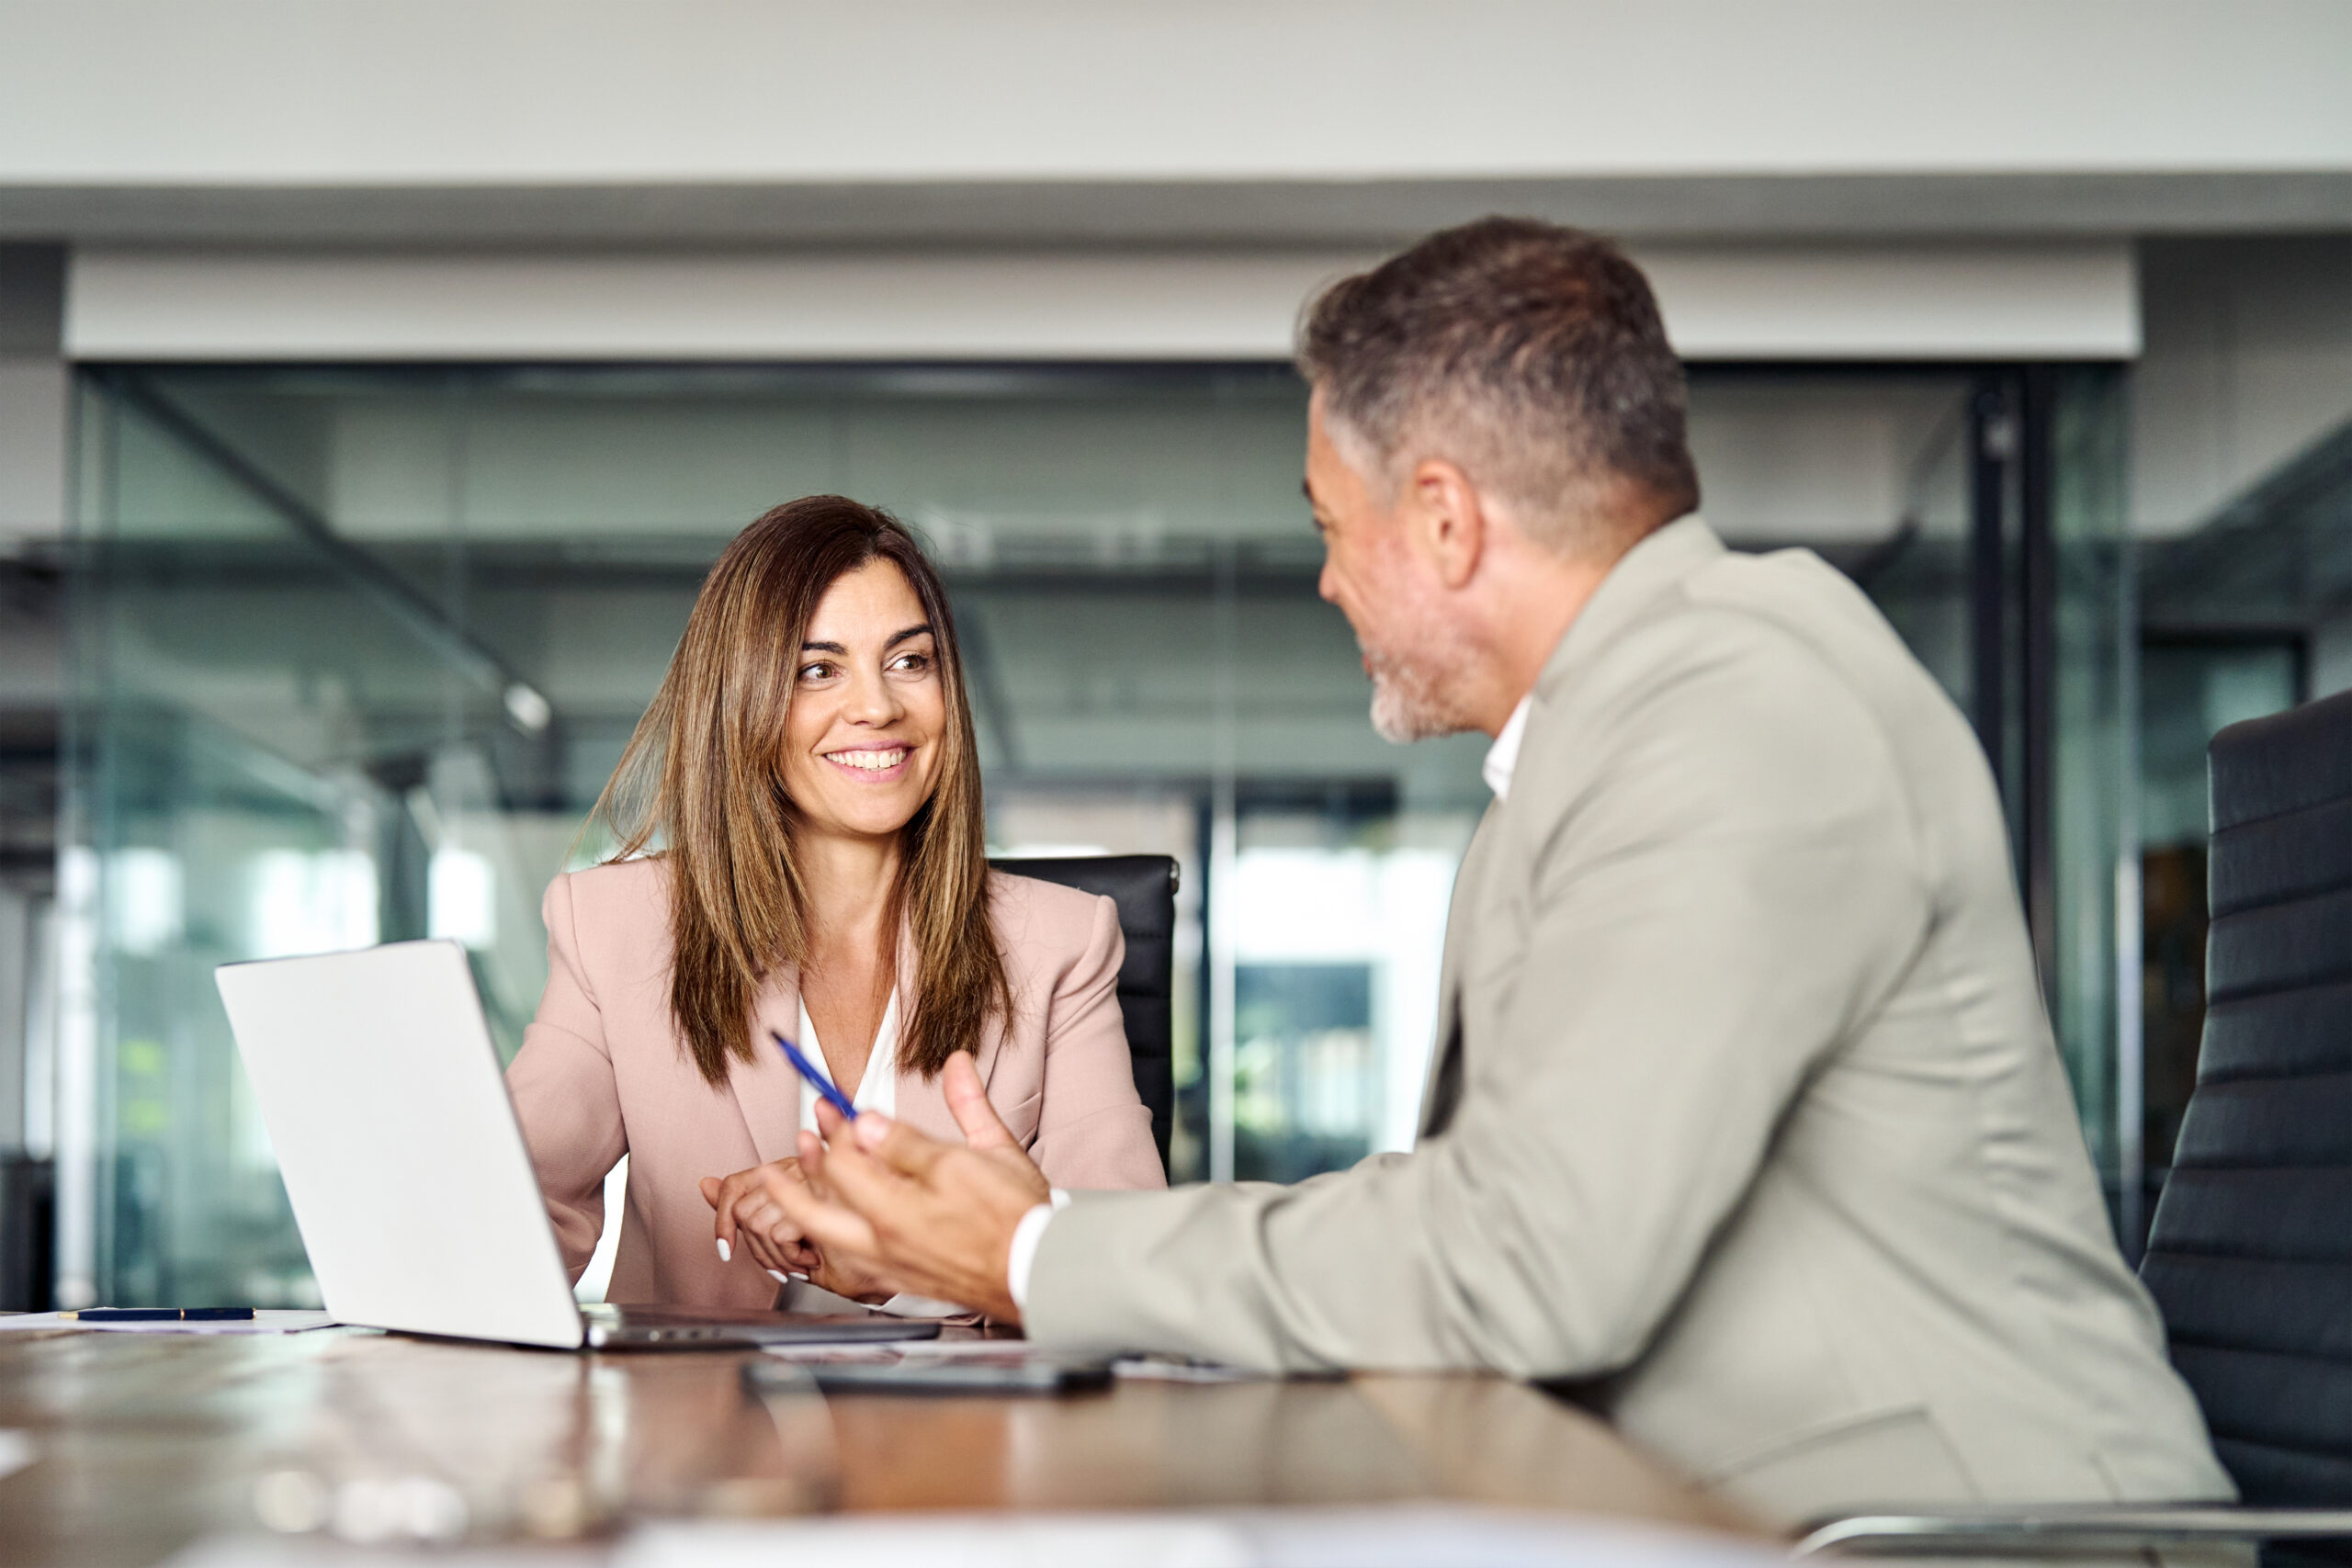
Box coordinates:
[1482,696,1533,801]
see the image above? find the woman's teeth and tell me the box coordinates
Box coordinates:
[829,748,907,773]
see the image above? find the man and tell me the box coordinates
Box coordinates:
[766,219,2231,1525]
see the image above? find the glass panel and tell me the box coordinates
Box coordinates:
[2137,641,2301,1174]
[2049,368,2132,1199]
[63,361,2018,1304]
[66,388,495,1308]
[1689,371,1976,707]
[1227,806,1472,1179]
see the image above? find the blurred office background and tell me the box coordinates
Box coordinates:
[0,1,2346,1308]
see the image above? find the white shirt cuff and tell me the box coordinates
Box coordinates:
[1005,1189,1071,1313]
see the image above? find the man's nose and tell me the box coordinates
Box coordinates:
[1317,558,1340,604]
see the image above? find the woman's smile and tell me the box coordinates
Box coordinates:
[823,743,914,782]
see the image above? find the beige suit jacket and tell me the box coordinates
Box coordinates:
[509,858,1164,1309]
[1026,517,2231,1524]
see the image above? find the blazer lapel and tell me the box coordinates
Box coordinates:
[729,964,807,1167]
[1415,516,1729,1144]
[1420,803,1499,1139]
[888,918,969,1143]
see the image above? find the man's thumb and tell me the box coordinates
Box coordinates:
[943,1052,1016,1150]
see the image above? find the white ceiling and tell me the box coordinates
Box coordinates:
[6,1,2347,186]
[4,2,2348,246]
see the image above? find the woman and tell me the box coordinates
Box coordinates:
[507,496,1164,1312]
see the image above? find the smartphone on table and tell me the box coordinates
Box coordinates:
[742,1345,1113,1396]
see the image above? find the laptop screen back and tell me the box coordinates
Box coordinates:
[217,941,583,1348]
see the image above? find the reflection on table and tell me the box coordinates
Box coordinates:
[0,1325,1765,1567]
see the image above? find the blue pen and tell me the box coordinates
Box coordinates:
[772,1031,858,1121]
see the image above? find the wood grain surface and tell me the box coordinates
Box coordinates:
[0,1325,1758,1566]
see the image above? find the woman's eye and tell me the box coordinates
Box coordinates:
[797,662,834,682]
[890,652,932,673]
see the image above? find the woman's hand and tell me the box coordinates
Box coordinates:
[699,1159,898,1304]
[700,1159,816,1274]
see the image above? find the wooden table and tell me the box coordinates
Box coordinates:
[0,1326,1760,1566]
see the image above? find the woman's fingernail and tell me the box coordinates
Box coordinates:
[789,1272,809,1281]
[765,1269,789,1284]
[855,1115,888,1149]
[716,1237,732,1263]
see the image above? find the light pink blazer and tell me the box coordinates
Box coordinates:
[507,857,1165,1308]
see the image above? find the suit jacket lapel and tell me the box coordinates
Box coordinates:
[889,919,966,1144]
[1416,516,1730,1142]
[729,903,1027,1155]
[1420,802,1499,1140]
[730,964,808,1167]
[892,1062,959,1142]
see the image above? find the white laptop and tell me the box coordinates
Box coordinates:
[216,940,937,1352]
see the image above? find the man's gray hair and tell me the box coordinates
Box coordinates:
[1296,218,1701,555]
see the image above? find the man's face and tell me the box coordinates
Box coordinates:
[1305,392,1481,743]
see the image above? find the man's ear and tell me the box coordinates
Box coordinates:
[1407,457,1487,591]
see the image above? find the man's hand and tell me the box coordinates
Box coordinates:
[698,1158,894,1304]
[762,1052,1048,1323]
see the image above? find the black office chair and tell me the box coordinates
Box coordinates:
[989,855,1178,1178]
[1801,689,2352,1559]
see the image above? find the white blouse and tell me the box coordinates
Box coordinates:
[795,989,899,1130]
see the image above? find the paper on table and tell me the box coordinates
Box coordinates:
[758,1340,1279,1381]
[1110,1355,1277,1384]
[0,1429,32,1482]
[0,1310,337,1335]
[760,1337,1061,1363]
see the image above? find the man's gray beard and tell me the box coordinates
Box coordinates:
[1366,650,1478,743]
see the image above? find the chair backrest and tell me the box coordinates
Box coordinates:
[2140,687,2352,1506]
[989,855,1177,1177]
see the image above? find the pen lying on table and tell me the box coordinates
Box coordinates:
[61,1307,255,1322]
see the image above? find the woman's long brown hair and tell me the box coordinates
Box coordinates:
[587,496,1010,1085]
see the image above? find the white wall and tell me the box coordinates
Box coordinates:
[5,1,2348,186]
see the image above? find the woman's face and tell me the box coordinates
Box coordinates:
[778,558,949,845]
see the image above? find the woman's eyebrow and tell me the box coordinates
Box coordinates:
[799,624,933,655]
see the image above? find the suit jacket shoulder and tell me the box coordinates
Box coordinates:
[985,869,1122,998]
[551,856,673,978]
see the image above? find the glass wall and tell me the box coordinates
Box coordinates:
[62,360,2086,1306]
[2050,370,2135,1204]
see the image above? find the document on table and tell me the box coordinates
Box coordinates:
[759,1339,1280,1382]
[0,1310,337,1335]
[761,1335,1048,1361]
